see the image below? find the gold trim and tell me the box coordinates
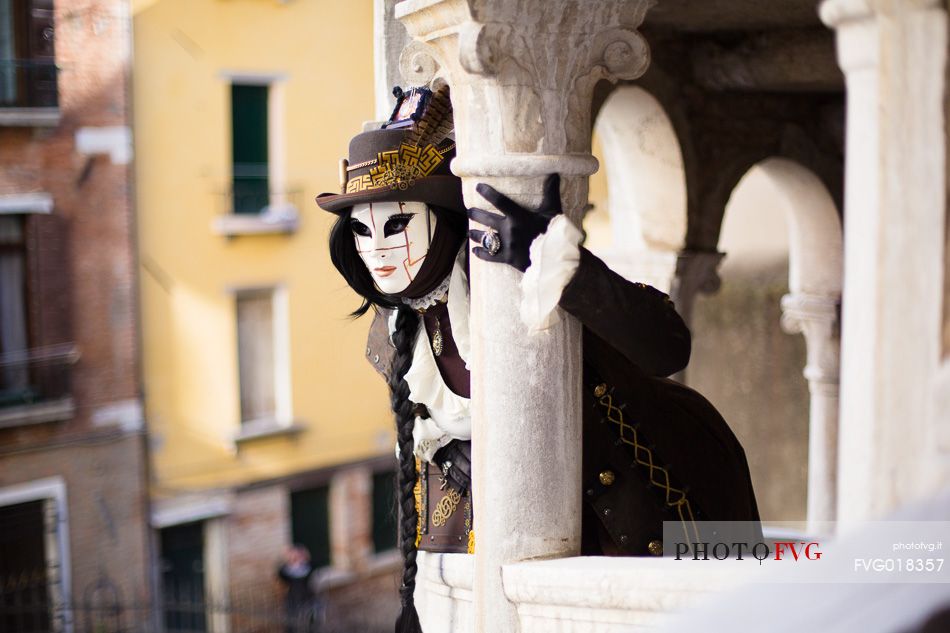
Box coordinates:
[594,388,700,547]
[346,157,378,172]
[345,143,455,174]
[413,460,423,548]
[431,488,462,527]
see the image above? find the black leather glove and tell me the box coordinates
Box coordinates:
[468,173,563,272]
[432,439,472,494]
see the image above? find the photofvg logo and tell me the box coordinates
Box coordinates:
[662,521,824,564]
[661,521,950,584]
[672,539,822,563]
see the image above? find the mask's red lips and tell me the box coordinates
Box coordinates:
[374,266,397,277]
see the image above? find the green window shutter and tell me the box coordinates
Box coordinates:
[231,84,269,214]
[290,487,331,568]
[372,470,397,553]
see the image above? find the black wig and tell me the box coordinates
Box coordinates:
[328,204,467,317]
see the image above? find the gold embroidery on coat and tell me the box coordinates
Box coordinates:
[594,388,700,548]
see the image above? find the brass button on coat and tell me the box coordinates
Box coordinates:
[594,383,607,398]
[598,470,616,486]
[647,540,663,556]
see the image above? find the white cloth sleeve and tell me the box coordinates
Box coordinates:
[412,415,454,463]
[520,214,584,332]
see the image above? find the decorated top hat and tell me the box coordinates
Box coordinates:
[315,86,465,215]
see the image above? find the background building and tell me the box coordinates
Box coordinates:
[133,0,399,630]
[0,0,151,631]
[3,0,944,631]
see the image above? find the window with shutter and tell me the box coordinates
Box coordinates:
[0,210,75,425]
[0,0,56,109]
[231,83,269,214]
[236,289,276,424]
[0,216,30,407]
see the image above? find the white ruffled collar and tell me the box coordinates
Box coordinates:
[402,274,451,311]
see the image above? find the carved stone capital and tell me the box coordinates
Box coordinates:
[781,293,841,384]
[398,39,443,86]
[397,0,655,168]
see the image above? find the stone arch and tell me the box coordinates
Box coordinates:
[697,156,842,526]
[585,85,687,291]
[762,157,842,528]
[755,158,842,298]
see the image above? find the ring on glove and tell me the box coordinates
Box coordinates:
[481,228,502,256]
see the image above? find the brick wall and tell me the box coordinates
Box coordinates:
[224,467,400,633]
[0,0,150,618]
[227,484,289,602]
[0,434,152,607]
[0,0,138,442]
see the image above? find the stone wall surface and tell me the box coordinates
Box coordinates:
[689,260,809,523]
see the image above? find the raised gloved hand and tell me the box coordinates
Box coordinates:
[432,439,472,494]
[468,173,563,272]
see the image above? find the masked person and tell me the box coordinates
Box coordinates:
[317,86,761,633]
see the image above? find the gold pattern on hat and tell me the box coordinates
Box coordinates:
[345,142,453,194]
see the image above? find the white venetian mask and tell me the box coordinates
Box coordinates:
[350,201,436,295]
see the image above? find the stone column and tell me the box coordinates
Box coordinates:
[396,2,653,631]
[374,0,412,120]
[820,0,948,523]
[780,293,840,529]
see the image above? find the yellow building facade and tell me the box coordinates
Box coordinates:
[135,0,389,490]
[133,0,399,626]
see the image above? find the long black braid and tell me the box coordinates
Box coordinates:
[390,304,423,633]
[327,205,466,633]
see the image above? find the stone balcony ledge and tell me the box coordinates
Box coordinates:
[212,204,300,237]
[0,107,61,127]
[415,552,755,633]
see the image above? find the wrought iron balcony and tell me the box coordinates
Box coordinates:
[0,343,79,428]
[222,170,303,215]
[213,176,303,236]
